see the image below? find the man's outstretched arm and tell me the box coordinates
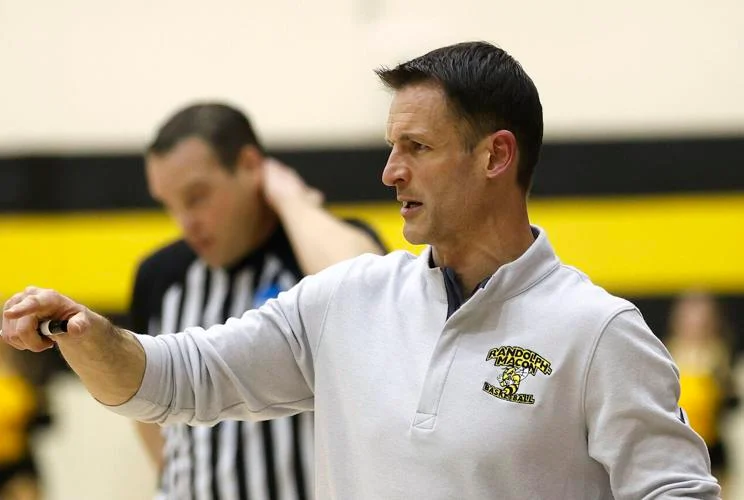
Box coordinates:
[1,269,331,426]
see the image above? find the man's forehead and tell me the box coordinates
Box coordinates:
[386,88,455,137]
[146,145,219,196]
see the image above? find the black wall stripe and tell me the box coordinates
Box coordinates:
[532,136,744,197]
[2,136,743,211]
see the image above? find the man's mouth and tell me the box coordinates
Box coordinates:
[400,200,423,217]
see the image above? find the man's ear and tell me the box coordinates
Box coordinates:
[484,130,518,180]
[235,145,263,173]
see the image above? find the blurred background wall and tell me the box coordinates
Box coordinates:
[1,1,743,498]
[1,0,743,151]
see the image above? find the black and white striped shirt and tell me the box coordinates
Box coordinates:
[130,227,314,500]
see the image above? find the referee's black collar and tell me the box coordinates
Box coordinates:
[222,224,292,274]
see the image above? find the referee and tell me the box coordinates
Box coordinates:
[129,103,385,499]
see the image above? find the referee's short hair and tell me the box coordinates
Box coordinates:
[148,102,265,171]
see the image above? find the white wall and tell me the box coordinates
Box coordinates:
[1,0,742,154]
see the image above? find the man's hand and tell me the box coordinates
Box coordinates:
[1,287,94,352]
[262,158,324,215]
[2,286,145,406]
[258,159,384,274]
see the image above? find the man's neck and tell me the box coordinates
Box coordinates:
[250,205,280,252]
[431,220,535,296]
[222,203,279,270]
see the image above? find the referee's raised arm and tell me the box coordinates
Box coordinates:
[1,286,145,406]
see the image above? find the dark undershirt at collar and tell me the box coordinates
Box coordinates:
[441,267,491,319]
[430,249,491,318]
[433,227,540,318]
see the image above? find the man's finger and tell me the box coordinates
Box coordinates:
[3,291,28,311]
[0,319,29,351]
[307,187,325,206]
[4,288,65,318]
[1,332,26,350]
[15,314,54,352]
[65,313,90,336]
[264,157,289,170]
[3,295,43,319]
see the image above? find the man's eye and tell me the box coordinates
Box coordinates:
[412,142,429,151]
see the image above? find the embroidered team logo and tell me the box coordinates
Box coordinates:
[483,345,553,405]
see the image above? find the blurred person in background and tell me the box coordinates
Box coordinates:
[665,290,739,492]
[130,103,385,499]
[0,343,40,500]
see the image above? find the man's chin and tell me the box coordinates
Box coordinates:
[402,226,427,246]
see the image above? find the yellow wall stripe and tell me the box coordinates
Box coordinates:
[1,193,743,312]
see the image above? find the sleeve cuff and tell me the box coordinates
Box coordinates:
[102,333,171,422]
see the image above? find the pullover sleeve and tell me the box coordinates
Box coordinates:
[108,259,351,425]
[585,308,721,499]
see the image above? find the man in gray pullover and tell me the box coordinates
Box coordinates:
[2,41,721,499]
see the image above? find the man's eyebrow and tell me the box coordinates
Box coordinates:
[386,133,424,145]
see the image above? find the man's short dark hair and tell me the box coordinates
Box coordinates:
[147,103,264,171]
[375,41,543,192]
